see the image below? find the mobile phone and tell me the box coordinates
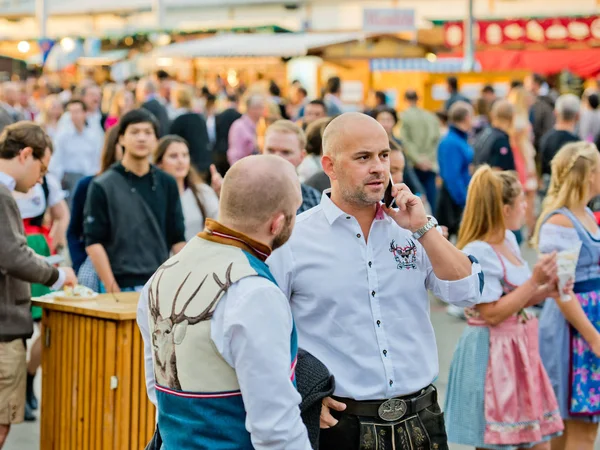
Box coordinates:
[383,174,396,208]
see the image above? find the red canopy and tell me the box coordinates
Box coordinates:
[452,49,600,77]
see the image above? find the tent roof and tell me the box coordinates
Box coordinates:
[153,32,368,58]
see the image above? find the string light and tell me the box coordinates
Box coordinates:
[60,37,76,52]
[17,41,30,53]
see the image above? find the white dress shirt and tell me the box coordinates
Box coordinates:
[267,191,482,400]
[49,125,103,180]
[137,274,311,450]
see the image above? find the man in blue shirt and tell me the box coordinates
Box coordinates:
[437,101,474,239]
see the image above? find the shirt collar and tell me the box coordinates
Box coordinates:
[0,172,16,191]
[320,189,387,225]
[241,114,256,128]
[449,125,469,140]
[198,219,272,262]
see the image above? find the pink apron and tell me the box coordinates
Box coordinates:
[466,247,563,446]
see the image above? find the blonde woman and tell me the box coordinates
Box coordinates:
[534,142,600,450]
[508,87,537,236]
[37,94,64,140]
[445,167,564,449]
[105,87,134,130]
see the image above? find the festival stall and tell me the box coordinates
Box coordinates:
[32,292,155,450]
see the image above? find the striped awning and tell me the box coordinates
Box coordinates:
[370,58,481,73]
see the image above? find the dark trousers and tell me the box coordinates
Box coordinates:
[414,169,438,214]
[144,426,162,450]
[435,184,463,239]
[319,399,448,450]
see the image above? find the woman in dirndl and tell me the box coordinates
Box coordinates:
[445,166,565,450]
[534,142,600,450]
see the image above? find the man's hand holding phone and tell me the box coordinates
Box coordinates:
[382,178,428,233]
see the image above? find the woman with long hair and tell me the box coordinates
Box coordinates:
[445,166,564,450]
[508,86,538,237]
[67,126,124,275]
[533,142,600,450]
[105,87,134,130]
[37,94,64,140]
[154,135,218,241]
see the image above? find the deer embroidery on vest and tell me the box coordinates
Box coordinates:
[149,260,234,390]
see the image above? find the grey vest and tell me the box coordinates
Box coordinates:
[94,169,169,281]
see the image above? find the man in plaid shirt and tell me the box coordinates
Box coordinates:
[263,120,322,215]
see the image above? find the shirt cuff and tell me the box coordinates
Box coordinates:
[51,268,67,291]
[428,255,483,307]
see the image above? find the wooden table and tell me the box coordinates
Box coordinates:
[32,293,156,450]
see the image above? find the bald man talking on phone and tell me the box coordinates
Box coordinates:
[268,112,484,450]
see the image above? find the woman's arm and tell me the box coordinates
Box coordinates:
[477,252,557,326]
[48,200,70,252]
[476,279,538,326]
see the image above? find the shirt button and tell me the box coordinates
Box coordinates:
[389,379,394,386]
[376,320,381,326]
[357,233,361,238]
[368,261,372,267]
[383,349,387,356]
[371,291,376,297]
[346,216,351,219]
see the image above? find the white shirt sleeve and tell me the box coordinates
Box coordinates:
[539,223,581,254]
[212,280,311,450]
[50,268,66,290]
[136,280,157,406]
[266,244,294,299]
[462,241,504,304]
[423,244,483,307]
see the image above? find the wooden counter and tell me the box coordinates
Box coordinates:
[33,293,156,450]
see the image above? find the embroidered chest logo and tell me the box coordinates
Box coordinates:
[389,239,417,270]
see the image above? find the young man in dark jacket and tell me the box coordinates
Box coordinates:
[0,122,77,446]
[84,109,186,294]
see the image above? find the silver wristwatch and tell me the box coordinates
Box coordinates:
[411,216,438,240]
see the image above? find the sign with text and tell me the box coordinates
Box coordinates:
[363,8,415,33]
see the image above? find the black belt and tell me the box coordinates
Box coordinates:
[334,385,437,422]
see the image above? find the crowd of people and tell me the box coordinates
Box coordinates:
[1,69,600,450]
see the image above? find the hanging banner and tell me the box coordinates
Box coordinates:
[444,16,600,47]
[37,38,55,65]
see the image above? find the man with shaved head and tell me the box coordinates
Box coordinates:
[136,155,311,449]
[268,112,483,450]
